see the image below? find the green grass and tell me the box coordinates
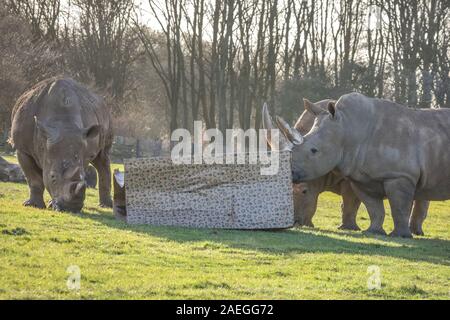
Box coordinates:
[0,154,449,299]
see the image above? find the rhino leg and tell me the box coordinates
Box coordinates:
[409,200,429,236]
[338,181,361,231]
[299,192,317,228]
[351,183,386,235]
[17,151,46,209]
[92,150,112,208]
[384,178,414,238]
[293,186,306,226]
[303,193,318,228]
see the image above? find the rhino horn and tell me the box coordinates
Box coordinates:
[262,103,293,151]
[69,180,86,197]
[74,181,86,196]
[65,166,82,181]
[275,115,304,145]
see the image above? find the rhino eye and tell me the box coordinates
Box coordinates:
[311,148,318,154]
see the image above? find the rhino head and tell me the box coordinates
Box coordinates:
[35,117,100,212]
[262,99,344,183]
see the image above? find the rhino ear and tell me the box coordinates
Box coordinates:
[328,101,336,118]
[34,117,59,143]
[83,124,100,139]
[303,98,323,116]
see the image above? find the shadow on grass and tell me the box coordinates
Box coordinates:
[76,208,450,267]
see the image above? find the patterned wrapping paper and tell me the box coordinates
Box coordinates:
[123,151,294,229]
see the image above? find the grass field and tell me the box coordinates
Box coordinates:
[0,154,449,299]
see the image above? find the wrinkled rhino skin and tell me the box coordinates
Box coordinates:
[0,156,25,182]
[10,77,113,212]
[287,93,445,237]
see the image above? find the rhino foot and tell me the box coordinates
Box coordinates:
[409,225,425,236]
[363,227,387,236]
[99,198,113,208]
[303,221,314,228]
[23,198,46,209]
[338,223,360,231]
[411,229,424,236]
[389,228,413,238]
[294,221,314,228]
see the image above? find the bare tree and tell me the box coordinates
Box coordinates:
[136,0,186,134]
[6,0,62,41]
[63,0,139,102]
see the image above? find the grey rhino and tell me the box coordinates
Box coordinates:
[10,77,113,212]
[263,101,361,230]
[265,99,429,234]
[274,93,440,238]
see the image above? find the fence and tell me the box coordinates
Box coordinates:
[111,136,170,162]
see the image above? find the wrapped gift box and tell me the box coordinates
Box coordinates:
[115,152,294,229]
